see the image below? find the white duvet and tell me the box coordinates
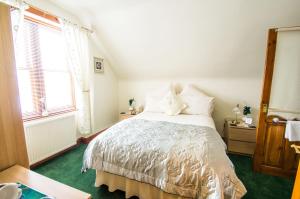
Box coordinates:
[82,113,246,199]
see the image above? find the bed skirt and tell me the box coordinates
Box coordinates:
[95,170,190,199]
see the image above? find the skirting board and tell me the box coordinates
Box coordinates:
[77,128,108,144]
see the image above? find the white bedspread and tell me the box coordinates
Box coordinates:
[82,114,246,199]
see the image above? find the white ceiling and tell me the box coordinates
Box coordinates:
[49,0,300,79]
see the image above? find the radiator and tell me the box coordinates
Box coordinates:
[24,113,77,165]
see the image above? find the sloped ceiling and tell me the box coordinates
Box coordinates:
[49,0,300,79]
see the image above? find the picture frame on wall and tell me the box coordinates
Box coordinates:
[94,57,104,73]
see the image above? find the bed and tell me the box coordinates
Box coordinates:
[82,112,246,199]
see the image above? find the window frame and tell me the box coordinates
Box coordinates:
[19,7,76,122]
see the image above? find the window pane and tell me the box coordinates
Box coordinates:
[39,25,68,71]
[12,10,75,120]
[44,71,73,110]
[17,70,35,114]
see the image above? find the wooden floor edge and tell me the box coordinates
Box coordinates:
[30,128,108,169]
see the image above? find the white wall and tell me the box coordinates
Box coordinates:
[45,0,300,137]
[24,0,300,137]
[48,0,300,80]
[118,78,262,136]
[89,34,119,134]
[25,0,119,136]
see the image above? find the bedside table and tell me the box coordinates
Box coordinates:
[119,112,138,121]
[224,119,256,156]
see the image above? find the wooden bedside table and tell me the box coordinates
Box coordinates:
[224,119,256,156]
[119,112,138,121]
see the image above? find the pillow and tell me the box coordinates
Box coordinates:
[180,85,215,116]
[144,84,174,113]
[160,90,187,116]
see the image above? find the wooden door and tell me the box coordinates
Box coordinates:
[258,115,299,176]
[292,161,300,199]
[263,116,286,168]
[253,28,300,177]
[0,3,29,170]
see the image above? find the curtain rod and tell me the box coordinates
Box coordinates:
[276,26,300,32]
[24,1,94,34]
[2,0,94,33]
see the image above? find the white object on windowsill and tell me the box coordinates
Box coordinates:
[285,121,300,142]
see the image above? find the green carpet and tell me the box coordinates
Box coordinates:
[33,144,294,199]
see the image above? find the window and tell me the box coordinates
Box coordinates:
[12,7,75,121]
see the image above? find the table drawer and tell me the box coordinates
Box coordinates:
[228,140,256,155]
[229,128,256,142]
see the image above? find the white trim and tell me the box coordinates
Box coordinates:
[276,26,300,32]
[24,111,76,127]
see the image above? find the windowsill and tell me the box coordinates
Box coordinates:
[24,111,76,127]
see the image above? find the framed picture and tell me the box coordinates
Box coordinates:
[94,57,104,73]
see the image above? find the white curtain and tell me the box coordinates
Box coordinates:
[0,0,25,8]
[61,20,92,135]
[9,0,26,66]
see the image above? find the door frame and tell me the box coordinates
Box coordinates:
[253,29,278,172]
[253,28,300,177]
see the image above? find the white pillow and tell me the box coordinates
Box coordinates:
[180,85,215,116]
[160,91,187,116]
[144,84,174,113]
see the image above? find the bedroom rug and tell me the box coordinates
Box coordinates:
[33,144,294,199]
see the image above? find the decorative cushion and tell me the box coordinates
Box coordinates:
[160,90,187,116]
[180,85,215,116]
[144,84,174,113]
